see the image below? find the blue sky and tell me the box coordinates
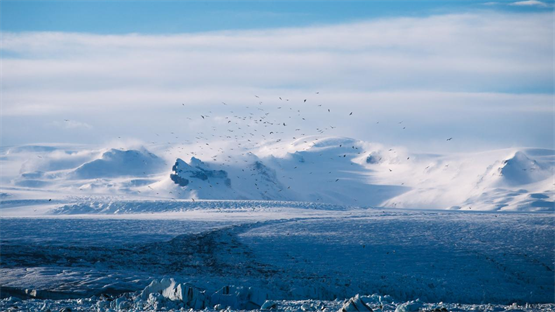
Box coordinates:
[2,0,553,34]
[1,1,554,151]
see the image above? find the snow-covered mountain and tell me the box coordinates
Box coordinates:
[71,148,166,179]
[1,136,553,212]
[149,137,405,206]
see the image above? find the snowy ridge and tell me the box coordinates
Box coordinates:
[71,148,166,179]
[1,136,553,212]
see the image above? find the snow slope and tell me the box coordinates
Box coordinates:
[1,136,553,212]
[71,148,166,179]
[379,147,555,211]
[1,145,168,199]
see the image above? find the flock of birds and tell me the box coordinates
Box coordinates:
[58,92,461,202]
[60,92,456,163]
[143,94,457,201]
[139,93,455,162]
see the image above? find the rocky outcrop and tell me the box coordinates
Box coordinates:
[170,157,231,187]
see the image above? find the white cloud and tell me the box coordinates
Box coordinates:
[1,13,552,115]
[487,0,551,6]
[0,12,553,151]
[510,0,549,7]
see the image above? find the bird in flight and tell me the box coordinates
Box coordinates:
[447,138,453,141]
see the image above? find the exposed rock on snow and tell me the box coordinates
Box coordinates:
[170,157,231,187]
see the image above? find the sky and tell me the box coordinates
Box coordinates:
[1,0,554,153]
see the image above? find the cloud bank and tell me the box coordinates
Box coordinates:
[1,12,553,151]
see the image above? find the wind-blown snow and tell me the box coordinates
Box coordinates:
[2,136,552,212]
